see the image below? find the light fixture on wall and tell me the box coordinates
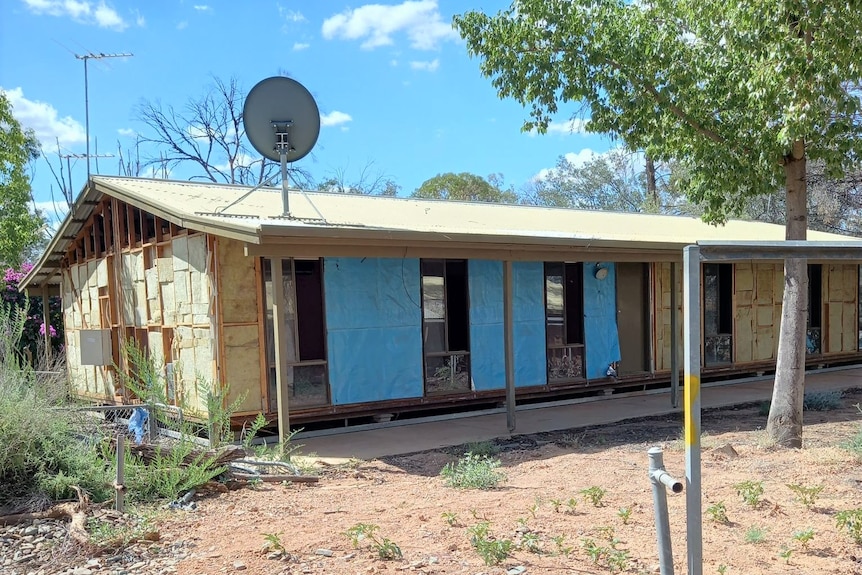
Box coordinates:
[594,263,609,280]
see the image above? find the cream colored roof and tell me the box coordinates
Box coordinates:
[93,175,851,247]
[21,175,861,290]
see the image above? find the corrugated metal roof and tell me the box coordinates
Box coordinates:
[21,175,862,290]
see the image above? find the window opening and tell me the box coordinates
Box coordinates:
[807,264,822,355]
[545,262,585,383]
[703,263,733,364]
[421,259,471,394]
[262,258,329,411]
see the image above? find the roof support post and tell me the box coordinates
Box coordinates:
[270,258,292,448]
[503,260,516,432]
[683,245,703,575]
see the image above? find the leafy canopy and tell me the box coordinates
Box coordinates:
[412,172,519,203]
[0,91,44,266]
[454,0,862,222]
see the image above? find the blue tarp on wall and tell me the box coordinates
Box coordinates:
[583,262,621,380]
[468,260,505,391]
[513,261,547,387]
[324,257,424,404]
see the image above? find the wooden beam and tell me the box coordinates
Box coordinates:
[503,260,516,432]
[254,256,269,413]
[41,283,52,365]
[270,258,291,446]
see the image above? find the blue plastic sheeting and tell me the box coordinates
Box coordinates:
[324,257,424,405]
[513,261,547,387]
[468,260,504,391]
[583,262,621,380]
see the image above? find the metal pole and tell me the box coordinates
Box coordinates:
[670,261,679,408]
[280,153,290,216]
[503,260,516,432]
[83,57,90,178]
[115,433,125,512]
[683,245,702,575]
[648,447,681,575]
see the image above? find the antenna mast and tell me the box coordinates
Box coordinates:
[74,51,133,178]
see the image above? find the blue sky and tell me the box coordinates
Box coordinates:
[1,0,613,224]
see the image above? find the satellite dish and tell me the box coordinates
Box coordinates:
[242,76,321,216]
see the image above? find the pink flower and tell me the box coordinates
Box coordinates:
[39,322,58,338]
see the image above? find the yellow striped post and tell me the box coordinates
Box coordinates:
[683,245,702,575]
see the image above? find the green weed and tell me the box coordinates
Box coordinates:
[744,526,767,544]
[735,480,764,507]
[792,528,815,549]
[345,523,402,560]
[468,521,513,566]
[441,511,459,527]
[617,506,633,525]
[835,509,862,544]
[440,453,505,490]
[786,484,824,508]
[706,501,729,523]
[581,485,607,507]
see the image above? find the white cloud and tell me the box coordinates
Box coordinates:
[23,0,129,31]
[133,8,145,26]
[322,0,458,50]
[320,111,352,128]
[533,149,599,181]
[117,128,136,138]
[292,42,310,51]
[529,117,589,137]
[278,6,306,23]
[2,87,86,147]
[546,118,588,135]
[409,58,439,72]
[193,4,211,11]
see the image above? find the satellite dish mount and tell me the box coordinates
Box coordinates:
[243,77,320,217]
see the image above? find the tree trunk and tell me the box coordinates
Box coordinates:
[767,140,808,448]
[645,155,657,205]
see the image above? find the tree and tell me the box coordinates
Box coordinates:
[135,75,312,188]
[524,148,698,215]
[413,172,520,203]
[316,161,400,196]
[0,92,45,267]
[454,1,862,446]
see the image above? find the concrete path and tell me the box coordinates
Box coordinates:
[297,367,862,462]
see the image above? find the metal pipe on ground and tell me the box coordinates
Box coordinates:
[649,446,683,575]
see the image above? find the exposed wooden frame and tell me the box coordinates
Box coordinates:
[270,258,291,442]
[254,256,269,412]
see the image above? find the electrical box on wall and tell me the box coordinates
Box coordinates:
[79,329,112,366]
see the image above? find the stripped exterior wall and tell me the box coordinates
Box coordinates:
[734,262,783,363]
[824,264,859,354]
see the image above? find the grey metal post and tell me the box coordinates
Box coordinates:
[670,261,679,408]
[683,245,702,575]
[649,447,683,575]
[503,260,516,432]
[115,433,125,513]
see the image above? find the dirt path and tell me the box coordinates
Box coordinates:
[161,393,862,575]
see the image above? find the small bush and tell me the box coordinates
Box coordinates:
[346,523,402,560]
[440,453,505,489]
[462,440,498,457]
[803,390,842,411]
[581,485,607,507]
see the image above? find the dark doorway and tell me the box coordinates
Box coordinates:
[616,262,650,375]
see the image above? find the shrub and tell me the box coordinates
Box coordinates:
[802,391,842,411]
[2,264,64,361]
[706,501,729,523]
[744,526,767,544]
[468,522,513,565]
[735,480,764,507]
[0,303,112,508]
[581,485,607,507]
[786,484,824,508]
[440,453,505,489]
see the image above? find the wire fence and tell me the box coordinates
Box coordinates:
[61,402,186,445]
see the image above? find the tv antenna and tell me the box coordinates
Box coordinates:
[75,51,133,177]
[242,76,320,217]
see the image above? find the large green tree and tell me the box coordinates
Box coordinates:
[413,172,520,203]
[0,92,44,267]
[454,1,862,447]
